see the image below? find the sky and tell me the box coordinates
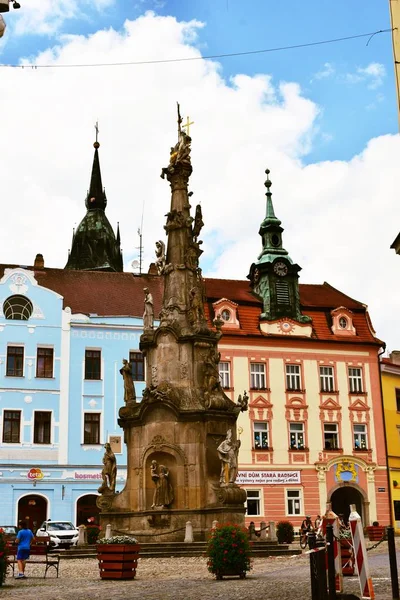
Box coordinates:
[0,0,399,352]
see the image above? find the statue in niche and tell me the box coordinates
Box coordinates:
[143,287,154,330]
[192,204,204,243]
[237,390,249,412]
[120,359,136,403]
[155,240,166,275]
[98,443,117,494]
[217,429,241,485]
[189,286,204,325]
[151,460,174,508]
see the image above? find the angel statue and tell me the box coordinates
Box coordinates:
[155,240,166,275]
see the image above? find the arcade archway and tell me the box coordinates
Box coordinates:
[76,494,100,525]
[17,494,48,533]
[330,486,364,524]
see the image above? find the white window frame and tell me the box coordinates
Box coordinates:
[219,362,231,389]
[253,422,269,449]
[289,422,305,449]
[286,488,302,516]
[250,363,266,389]
[286,364,301,391]
[324,423,339,449]
[353,424,368,450]
[348,367,363,393]
[246,489,262,516]
[319,366,334,392]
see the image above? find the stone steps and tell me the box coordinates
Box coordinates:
[61,541,301,559]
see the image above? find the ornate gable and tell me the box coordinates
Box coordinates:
[212,298,240,329]
[331,306,356,337]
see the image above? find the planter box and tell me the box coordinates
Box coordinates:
[366,526,385,541]
[97,544,140,580]
[215,570,246,580]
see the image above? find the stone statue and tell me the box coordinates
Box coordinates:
[217,429,241,485]
[155,240,166,275]
[237,390,249,412]
[189,286,203,324]
[120,358,136,403]
[192,204,204,242]
[203,346,221,395]
[98,442,117,494]
[151,460,174,508]
[160,103,192,179]
[143,287,154,330]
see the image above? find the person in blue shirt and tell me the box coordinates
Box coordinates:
[15,521,34,578]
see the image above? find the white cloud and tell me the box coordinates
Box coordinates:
[8,0,116,36]
[313,62,335,80]
[344,62,386,89]
[0,13,398,351]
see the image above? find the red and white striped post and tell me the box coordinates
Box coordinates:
[349,504,375,599]
[322,502,343,593]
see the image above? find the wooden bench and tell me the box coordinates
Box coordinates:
[7,538,60,578]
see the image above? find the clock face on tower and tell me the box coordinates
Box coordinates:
[273,261,288,277]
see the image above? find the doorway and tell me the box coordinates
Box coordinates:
[330,486,364,524]
[17,494,47,533]
[76,494,100,525]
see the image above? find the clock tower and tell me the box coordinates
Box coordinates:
[248,169,311,324]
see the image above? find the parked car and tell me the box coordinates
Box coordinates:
[35,520,79,549]
[0,525,18,540]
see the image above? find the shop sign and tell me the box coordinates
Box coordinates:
[237,470,301,485]
[27,468,44,480]
[74,472,102,480]
[378,487,385,492]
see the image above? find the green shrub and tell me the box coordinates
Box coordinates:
[206,523,252,577]
[276,520,294,544]
[0,529,8,586]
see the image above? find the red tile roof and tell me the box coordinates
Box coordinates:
[0,265,382,345]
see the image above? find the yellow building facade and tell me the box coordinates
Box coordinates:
[381,353,400,531]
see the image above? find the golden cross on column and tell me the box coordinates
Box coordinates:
[182,116,194,136]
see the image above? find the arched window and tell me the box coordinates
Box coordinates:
[3,295,33,320]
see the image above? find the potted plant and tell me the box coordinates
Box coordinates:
[206,523,252,580]
[276,520,294,544]
[366,521,386,542]
[0,529,7,586]
[96,535,140,580]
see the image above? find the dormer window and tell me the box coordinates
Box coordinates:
[331,307,356,337]
[212,298,240,329]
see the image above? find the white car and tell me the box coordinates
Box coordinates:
[36,520,79,549]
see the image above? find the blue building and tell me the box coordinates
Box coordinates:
[0,139,163,529]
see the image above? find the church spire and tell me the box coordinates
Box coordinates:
[85,123,107,211]
[65,126,123,272]
[258,169,289,261]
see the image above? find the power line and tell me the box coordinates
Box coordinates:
[0,28,393,70]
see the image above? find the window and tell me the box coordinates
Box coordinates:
[275,281,290,304]
[85,350,101,380]
[246,490,261,516]
[36,348,54,378]
[254,422,269,449]
[286,489,302,516]
[83,413,100,444]
[2,410,21,443]
[396,389,400,412]
[129,351,145,381]
[289,422,305,449]
[286,364,301,391]
[394,500,400,521]
[353,424,367,450]
[320,366,334,392]
[339,317,348,329]
[250,363,266,389]
[3,295,33,320]
[6,346,24,377]
[33,411,51,444]
[348,367,363,393]
[324,423,339,449]
[221,309,231,322]
[219,362,230,388]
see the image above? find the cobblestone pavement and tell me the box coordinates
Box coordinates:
[3,541,398,600]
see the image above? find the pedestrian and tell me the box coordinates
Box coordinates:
[15,520,34,578]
